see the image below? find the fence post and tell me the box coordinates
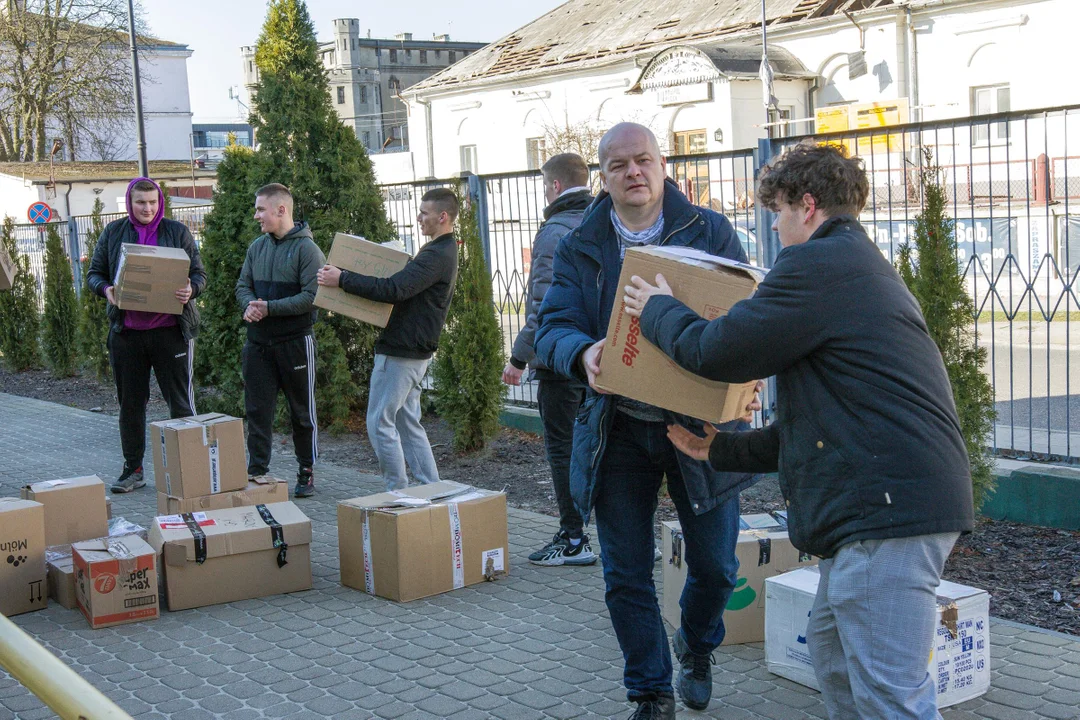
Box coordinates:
[753,138,782,426]
[66,215,81,300]
[466,173,492,270]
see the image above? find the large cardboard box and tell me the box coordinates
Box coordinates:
[313,233,410,327]
[598,246,764,423]
[764,567,990,708]
[157,477,289,515]
[21,475,109,547]
[47,555,78,610]
[151,414,247,498]
[73,535,159,629]
[0,498,47,616]
[113,243,191,315]
[338,482,509,602]
[661,514,816,644]
[0,238,15,291]
[150,502,312,611]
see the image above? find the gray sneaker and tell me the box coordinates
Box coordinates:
[628,695,675,719]
[111,465,145,494]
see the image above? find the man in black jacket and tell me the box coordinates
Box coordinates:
[317,188,458,491]
[502,153,596,567]
[87,177,207,493]
[236,184,326,498]
[624,144,973,720]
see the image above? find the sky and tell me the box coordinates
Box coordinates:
[143,0,567,123]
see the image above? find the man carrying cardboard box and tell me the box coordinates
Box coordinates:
[317,189,458,491]
[501,153,596,567]
[236,184,326,498]
[87,177,207,494]
[625,143,973,720]
[534,123,759,720]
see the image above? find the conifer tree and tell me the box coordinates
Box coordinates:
[0,217,41,371]
[41,223,78,376]
[897,148,997,510]
[432,187,506,452]
[160,180,174,219]
[77,198,111,381]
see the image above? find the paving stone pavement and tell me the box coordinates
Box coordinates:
[1,392,1078,720]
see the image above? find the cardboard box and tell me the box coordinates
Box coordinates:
[0,498,47,616]
[47,555,78,610]
[157,477,289,515]
[764,567,990,708]
[0,239,15,291]
[73,535,159,629]
[338,482,509,602]
[21,475,109,547]
[314,233,410,327]
[106,496,112,520]
[151,414,247,498]
[661,514,816,644]
[149,502,312,611]
[599,246,764,423]
[112,243,191,315]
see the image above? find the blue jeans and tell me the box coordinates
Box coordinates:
[594,412,740,700]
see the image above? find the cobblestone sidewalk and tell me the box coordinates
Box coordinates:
[1,393,1078,719]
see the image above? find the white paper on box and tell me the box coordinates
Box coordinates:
[482,548,505,573]
[448,504,465,590]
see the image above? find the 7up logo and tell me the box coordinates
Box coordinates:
[726,577,756,611]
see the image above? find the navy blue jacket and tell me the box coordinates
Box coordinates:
[639,215,975,557]
[535,179,755,521]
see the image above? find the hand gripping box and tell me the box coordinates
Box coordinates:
[0,498,47,616]
[764,567,990,708]
[599,246,765,423]
[151,413,247,498]
[21,475,109,547]
[157,477,289,515]
[73,535,159,629]
[113,243,191,315]
[338,482,510,602]
[149,502,313,611]
[314,233,410,327]
[661,514,816,645]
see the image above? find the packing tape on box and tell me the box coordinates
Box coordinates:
[361,511,375,595]
[256,504,288,568]
[758,537,772,566]
[447,503,465,590]
[181,512,208,564]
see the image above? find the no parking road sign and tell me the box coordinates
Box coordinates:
[27,202,53,224]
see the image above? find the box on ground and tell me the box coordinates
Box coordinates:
[0,498,47,616]
[47,555,78,610]
[73,535,158,629]
[313,233,410,327]
[151,413,247,498]
[113,243,190,315]
[149,501,312,611]
[661,514,816,644]
[764,567,990,708]
[0,239,15,291]
[157,477,288,515]
[598,246,764,423]
[21,475,109,547]
[339,481,509,602]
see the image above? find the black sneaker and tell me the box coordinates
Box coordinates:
[294,467,315,498]
[673,627,715,711]
[111,464,145,494]
[628,695,675,719]
[528,530,597,566]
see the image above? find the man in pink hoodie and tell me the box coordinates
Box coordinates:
[87,178,207,493]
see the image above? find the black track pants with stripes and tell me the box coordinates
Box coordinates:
[109,325,197,469]
[242,334,318,476]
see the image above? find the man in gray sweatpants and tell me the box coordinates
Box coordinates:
[317,189,459,490]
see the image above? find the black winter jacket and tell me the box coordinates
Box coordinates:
[87,218,207,340]
[339,233,458,359]
[639,215,975,558]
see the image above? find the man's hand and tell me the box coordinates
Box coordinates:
[244,299,268,323]
[317,264,342,287]
[104,286,117,306]
[502,363,524,386]
[580,338,610,394]
[623,273,673,318]
[667,423,717,462]
[175,279,193,305]
[742,380,765,423]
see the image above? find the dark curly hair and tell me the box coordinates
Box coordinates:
[757,143,869,217]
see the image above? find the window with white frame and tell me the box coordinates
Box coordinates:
[972,84,1010,144]
[526,137,547,170]
[460,145,478,174]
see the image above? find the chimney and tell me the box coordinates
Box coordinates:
[433,33,450,42]
[395,32,413,41]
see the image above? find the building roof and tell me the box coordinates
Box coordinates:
[0,161,216,184]
[406,0,896,95]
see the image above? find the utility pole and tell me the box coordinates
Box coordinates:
[760,0,775,132]
[126,0,148,178]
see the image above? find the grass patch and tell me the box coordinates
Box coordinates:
[976,311,1080,323]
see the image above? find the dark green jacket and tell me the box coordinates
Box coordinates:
[235,222,326,345]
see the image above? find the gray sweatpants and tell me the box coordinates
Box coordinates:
[366,354,440,491]
[807,531,960,720]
